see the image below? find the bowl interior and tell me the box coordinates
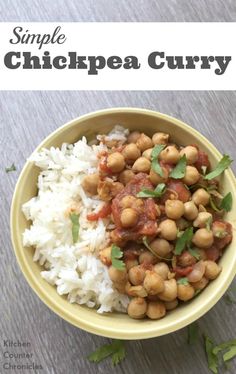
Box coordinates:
[11,108,236,339]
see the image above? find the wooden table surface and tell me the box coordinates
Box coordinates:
[1,2,236,374]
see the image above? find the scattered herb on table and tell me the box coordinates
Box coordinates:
[88,340,126,366]
[169,155,187,179]
[137,183,166,198]
[188,322,199,345]
[151,144,166,177]
[69,213,80,243]
[111,245,125,271]
[205,335,218,374]
[174,227,193,255]
[204,155,233,180]
[5,163,17,173]
[219,192,233,212]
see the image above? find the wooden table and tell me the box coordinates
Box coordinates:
[1,1,236,373]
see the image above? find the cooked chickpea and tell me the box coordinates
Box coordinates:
[159,145,180,164]
[192,228,214,248]
[108,266,127,283]
[132,157,151,173]
[118,169,135,185]
[127,285,148,297]
[120,208,138,228]
[177,284,195,301]
[82,173,99,195]
[158,279,177,301]
[159,219,178,241]
[122,143,141,162]
[127,297,147,319]
[152,132,169,145]
[149,167,169,185]
[136,133,153,152]
[192,188,210,206]
[178,251,197,267]
[121,195,136,208]
[193,212,212,228]
[144,271,165,295]
[127,131,141,144]
[204,260,222,280]
[182,166,200,186]
[125,259,139,271]
[129,265,146,286]
[99,246,112,266]
[113,281,126,294]
[180,146,198,164]
[139,251,158,265]
[150,238,173,258]
[146,301,166,320]
[165,199,184,220]
[164,299,178,310]
[153,262,169,280]
[184,201,198,220]
[107,152,125,173]
[192,276,209,290]
[142,148,153,160]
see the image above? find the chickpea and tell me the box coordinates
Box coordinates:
[152,132,169,145]
[160,145,180,164]
[182,166,200,186]
[146,301,166,320]
[108,266,127,283]
[122,143,141,162]
[99,246,112,266]
[150,238,173,258]
[153,262,169,280]
[82,173,99,195]
[111,182,124,197]
[142,148,153,160]
[144,271,165,295]
[192,188,210,206]
[204,260,222,280]
[129,265,146,286]
[184,201,198,220]
[158,279,178,301]
[177,284,195,301]
[149,167,168,185]
[180,146,198,165]
[132,157,151,173]
[120,208,138,228]
[127,297,147,319]
[159,219,178,241]
[136,133,153,152]
[127,285,148,298]
[113,281,126,294]
[118,169,135,185]
[178,251,197,267]
[193,212,212,228]
[192,276,209,290]
[121,195,136,208]
[127,131,141,144]
[165,199,184,220]
[139,251,158,265]
[125,259,139,271]
[192,228,214,248]
[164,299,179,310]
[107,152,125,173]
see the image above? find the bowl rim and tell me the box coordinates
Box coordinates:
[10,107,236,340]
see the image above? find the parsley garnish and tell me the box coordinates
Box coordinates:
[177,277,189,285]
[219,192,232,212]
[169,155,187,179]
[188,247,201,260]
[188,322,199,345]
[111,245,125,270]
[151,144,166,176]
[5,163,16,173]
[204,155,233,180]
[88,340,125,366]
[174,227,193,255]
[137,183,166,198]
[69,213,80,243]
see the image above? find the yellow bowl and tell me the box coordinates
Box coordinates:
[11,108,236,340]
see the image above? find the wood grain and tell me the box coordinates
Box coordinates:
[0,91,236,374]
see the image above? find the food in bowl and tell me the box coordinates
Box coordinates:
[22,125,233,320]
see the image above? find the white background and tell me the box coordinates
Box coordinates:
[0,22,235,90]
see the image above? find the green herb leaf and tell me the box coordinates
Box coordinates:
[69,213,80,243]
[143,236,172,261]
[5,163,16,173]
[88,340,125,366]
[137,183,166,198]
[212,339,236,363]
[205,216,213,232]
[177,277,189,285]
[219,192,233,212]
[209,196,222,213]
[204,155,233,180]
[169,155,187,179]
[205,335,218,374]
[151,144,166,177]
[111,245,125,271]
[188,247,201,260]
[174,227,194,255]
[188,322,199,345]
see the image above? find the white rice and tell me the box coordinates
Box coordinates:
[22,125,130,313]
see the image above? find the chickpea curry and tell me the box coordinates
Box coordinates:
[82,129,233,320]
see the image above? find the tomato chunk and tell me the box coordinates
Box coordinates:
[166,179,191,203]
[87,203,112,221]
[174,266,193,276]
[194,150,210,172]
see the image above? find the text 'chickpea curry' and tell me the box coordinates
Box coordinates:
[82,129,233,320]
